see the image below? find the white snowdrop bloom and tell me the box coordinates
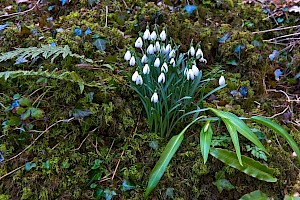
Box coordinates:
[129,56,136,66]
[184,68,189,76]
[165,44,171,54]
[158,73,166,83]
[189,46,195,57]
[143,64,150,74]
[196,48,203,59]
[160,30,166,41]
[192,65,199,77]
[141,54,148,63]
[147,44,155,54]
[151,92,159,103]
[154,58,160,68]
[199,57,207,64]
[187,69,195,80]
[170,58,175,67]
[161,62,168,73]
[150,31,157,40]
[135,75,143,85]
[124,50,131,61]
[155,41,160,52]
[169,49,176,58]
[135,37,143,48]
[132,71,139,82]
[143,29,150,40]
[219,76,226,86]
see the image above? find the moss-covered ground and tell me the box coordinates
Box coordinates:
[0,0,299,199]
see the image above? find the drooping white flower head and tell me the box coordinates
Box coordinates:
[155,41,160,52]
[147,44,155,54]
[192,65,199,77]
[136,75,143,85]
[150,31,157,41]
[129,56,136,66]
[132,71,139,82]
[143,29,151,40]
[196,48,203,59]
[143,64,150,74]
[189,46,195,57]
[187,69,195,80]
[135,37,143,48]
[160,30,166,41]
[151,92,159,103]
[141,54,148,63]
[184,68,188,76]
[169,49,176,58]
[124,50,131,61]
[158,72,166,83]
[219,76,225,86]
[165,44,171,54]
[170,58,175,67]
[199,57,207,64]
[161,62,168,73]
[154,58,160,68]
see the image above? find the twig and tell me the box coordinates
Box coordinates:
[264,32,300,42]
[252,25,300,34]
[0,164,24,180]
[268,106,290,119]
[106,139,115,159]
[0,0,40,18]
[73,133,90,151]
[4,117,74,162]
[105,6,108,27]
[111,150,125,181]
[266,89,291,102]
[121,0,128,8]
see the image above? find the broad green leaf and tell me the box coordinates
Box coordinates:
[93,38,108,52]
[284,195,300,200]
[209,108,267,154]
[239,190,269,200]
[121,179,135,192]
[210,148,277,182]
[251,116,300,165]
[223,118,243,166]
[30,108,44,119]
[200,121,213,164]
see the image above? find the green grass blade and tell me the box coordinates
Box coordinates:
[210,148,277,182]
[209,108,268,154]
[223,118,243,166]
[251,116,300,165]
[239,190,269,200]
[200,122,213,164]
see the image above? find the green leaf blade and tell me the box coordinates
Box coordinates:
[200,122,213,164]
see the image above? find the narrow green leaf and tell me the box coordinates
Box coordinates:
[223,118,243,166]
[210,148,277,182]
[200,122,213,164]
[239,190,269,200]
[251,116,300,165]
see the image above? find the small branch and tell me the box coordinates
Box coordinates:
[73,133,90,151]
[264,32,300,42]
[266,89,291,102]
[268,106,290,119]
[105,6,108,27]
[111,150,125,181]
[252,25,300,34]
[0,164,24,180]
[0,0,40,18]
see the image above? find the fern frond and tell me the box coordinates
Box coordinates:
[0,45,93,63]
[0,69,107,94]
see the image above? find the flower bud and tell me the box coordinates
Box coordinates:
[147,44,155,54]
[189,46,195,57]
[219,76,225,86]
[141,54,148,63]
[143,29,150,40]
[170,58,175,67]
[129,56,136,66]
[151,92,159,103]
[161,62,168,73]
[132,71,139,82]
[196,48,203,59]
[155,41,160,52]
[143,64,150,74]
[124,50,131,61]
[150,31,157,40]
[169,49,176,58]
[158,72,166,83]
[192,65,199,77]
[160,30,166,41]
[187,69,195,80]
[165,44,171,53]
[154,58,160,68]
[135,37,143,48]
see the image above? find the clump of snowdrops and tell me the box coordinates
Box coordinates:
[124,25,224,137]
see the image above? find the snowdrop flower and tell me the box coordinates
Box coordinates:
[169,49,176,58]
[219,76,225,86]
[154,58,160,68]
[158,72,166,83]
[196,48,203,59]
[199,57,207,64]
[161,62,168,73]
[165,44,172,54]
[151,92,159,103]
[143,28,150,40]
[160,30,166,41]
[155,41,160,52]
[184,68,188,76]
[189,46,195,57]
[187,69,195,80]
[124,50,131,61]
[136,75,143,85]
[135,37,143,48]
[141,54,148,63]
[143,64,150,74]
[129,56,136,66]
[170,58,175,67]
[192,65,199,77]
[132,71,139,82]
[147,44,155,54]
[150,31,157,40]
